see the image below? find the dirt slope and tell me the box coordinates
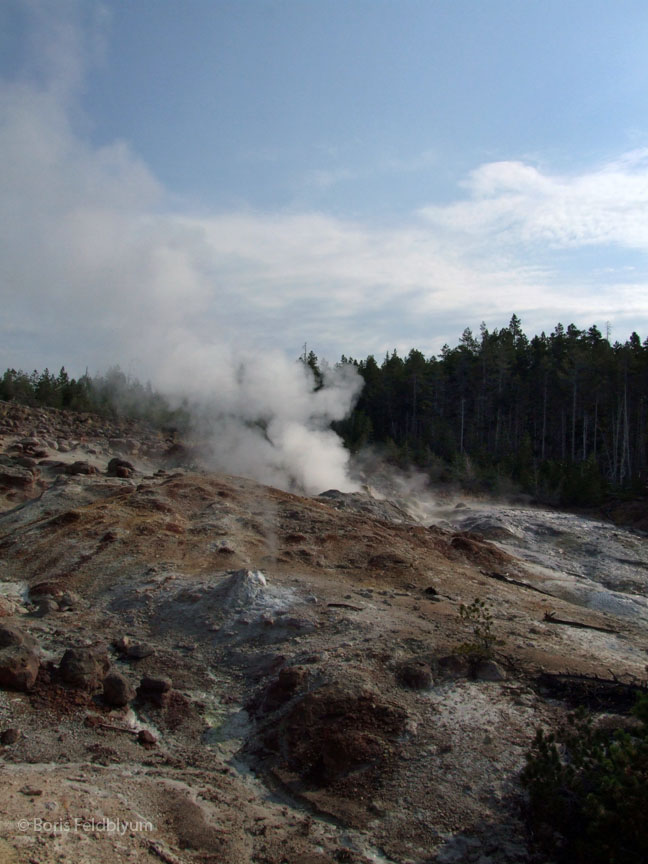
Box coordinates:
[0,401,646,864]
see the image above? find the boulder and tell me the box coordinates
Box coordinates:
[0,728,21,745]
[0,647,40,691]
[137,675,172,707]
[103,671,135,707]
[65,461,96,476]
[59,647,110,690]
[0,624,35,649]
[0,465,34,488]
[34,597,59,617]
[107,457,134,478]
[473,659,506,681]
[396,660,433,690]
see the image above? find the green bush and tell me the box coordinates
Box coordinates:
[522,694,648,863]
[457,598,502,664]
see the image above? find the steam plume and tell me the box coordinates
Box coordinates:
[157,345,362,495]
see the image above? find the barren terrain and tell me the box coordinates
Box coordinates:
[1,401,647,863]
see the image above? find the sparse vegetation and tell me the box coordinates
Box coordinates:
[457,598,502,664]
[522,693,648,863]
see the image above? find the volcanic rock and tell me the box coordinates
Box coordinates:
[396,659,433,690]
[0,465,34,488]
[102,670,135,707]
[137,674,172,707]
[65,461,96,476]
[0,727,21,745]
[0,646,40,691]
[107,457,134,477]
[58,646,110,690]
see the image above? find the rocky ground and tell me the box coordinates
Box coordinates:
[0,400,647,864]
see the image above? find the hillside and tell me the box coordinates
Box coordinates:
[0,400,646,863]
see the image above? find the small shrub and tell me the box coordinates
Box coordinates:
[457,598,502,663]
[522,693,648,863]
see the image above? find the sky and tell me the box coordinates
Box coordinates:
[3,0,648,381]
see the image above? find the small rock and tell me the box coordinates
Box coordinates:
[139,675,172,693]
[103,671,135,707]
[114,637,154,660]
[14,455,38,469]
[0,647,40,691]
[35,597,60,617]
[1,727,21,745]
[65,461,96,476]
[137,675,172,707]
[0,624,29,648]
[101,530,118,542]
[437,654,472,679]
[107,457,134,477]
[58,591,80,611]
[137,729,157,747]
[397,660,433,690]
[127,642,155,659]
[473,659,507,682]
[0,599,16,617]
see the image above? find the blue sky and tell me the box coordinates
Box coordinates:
[2,0,648,380]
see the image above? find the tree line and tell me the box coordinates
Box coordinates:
[4,316,648,505]
[0,366,184,428]
[329,316,648,505]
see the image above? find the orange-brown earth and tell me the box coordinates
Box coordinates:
[0,401,646,863]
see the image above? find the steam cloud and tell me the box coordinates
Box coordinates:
[0,4,365,496]
[158,346,363,495]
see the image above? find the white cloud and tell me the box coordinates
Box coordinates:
[2,2,648,389]
[421,150,648,251]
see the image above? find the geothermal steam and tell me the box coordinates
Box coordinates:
[158,346,362,495]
